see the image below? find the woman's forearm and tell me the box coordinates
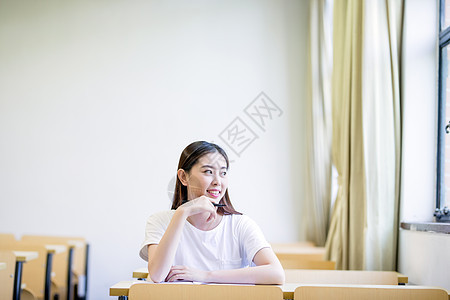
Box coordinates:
[148,208,188,282]
[207,263,285,285]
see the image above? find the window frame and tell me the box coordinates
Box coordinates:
[436,0,450,221]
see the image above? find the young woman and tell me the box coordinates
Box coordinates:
[139,141,285,284]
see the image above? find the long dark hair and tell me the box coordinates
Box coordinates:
[171,141,241,215]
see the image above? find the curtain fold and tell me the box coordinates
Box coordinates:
[362,0,403,270]
[324,0,365,270]
[324,0,403,271]
[303,0,333,246]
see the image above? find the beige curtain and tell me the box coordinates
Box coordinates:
[362,0,402,270]
[325,0,403,271]
[324,0,365,270]
[303,0,333,246]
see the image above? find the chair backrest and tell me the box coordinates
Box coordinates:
[270,242,316,253]
[272,245,334,269]
[293,285,449,300]
[0,251,16,300]
[285,270,398,284]
[281,260,336,270]
[20,235,87,279]
[0,233,17,244]
[276,251,325,261]
[19,236,73,299]
[128,283,283,300]
[0,244,48,299]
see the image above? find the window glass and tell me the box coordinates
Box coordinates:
[443,46,450,210]
[438,0,450,218]
[445,0,450,28]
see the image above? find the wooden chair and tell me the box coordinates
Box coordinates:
[270,242,316,253]
[0,251,15,300]
[0,243,58,300]
[128,283,284,300]
[280,259,335,270]
[20,235,89,300]
[284,270,400,285]
[275,249,326,261]
[132,267,149,280]
[293,284,449,300]
[0,233,17,244]
[0,249,40,300]
[275,249,335,270]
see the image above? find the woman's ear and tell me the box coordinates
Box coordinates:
[177,169,188,186]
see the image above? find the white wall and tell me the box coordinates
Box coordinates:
[399,0,450,291]
[0,1,309,299]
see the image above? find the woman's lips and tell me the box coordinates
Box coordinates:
[207,190,220,198]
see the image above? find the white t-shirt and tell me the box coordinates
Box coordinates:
[139,210,270,271]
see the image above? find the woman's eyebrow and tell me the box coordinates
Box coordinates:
[201,164,227,169]
[201,165,215,169]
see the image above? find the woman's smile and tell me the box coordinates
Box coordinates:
[206,189,221,198]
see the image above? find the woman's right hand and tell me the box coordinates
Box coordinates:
[179,196,217,222]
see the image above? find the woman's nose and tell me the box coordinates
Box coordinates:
[212,174,220,185]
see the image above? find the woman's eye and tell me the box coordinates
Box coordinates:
[204,170,213,174]
[221,171,227,176]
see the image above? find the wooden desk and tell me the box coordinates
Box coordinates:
[110,281,136,297]
[13,251,39,262]
[133,267,149,279]
[44,245,66,254]
[133,267,408,286]
[396,273,408,284]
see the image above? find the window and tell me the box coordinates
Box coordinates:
[436,0,450,221]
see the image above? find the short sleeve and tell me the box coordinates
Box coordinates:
[139,210,174,261]
[236,215,271,265]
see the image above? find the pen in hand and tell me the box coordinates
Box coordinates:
[181,200,226,207]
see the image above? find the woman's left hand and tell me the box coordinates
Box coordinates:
[165,265,209,282]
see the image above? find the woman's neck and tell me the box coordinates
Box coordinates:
[187,212,223,231]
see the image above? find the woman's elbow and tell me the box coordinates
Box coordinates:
[260,264,285,285]
[272,267,285,285]
[149,272,164,283]
[148,264,165,283]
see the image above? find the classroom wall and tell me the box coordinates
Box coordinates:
[0,1,309,299]
[398,0,450,291]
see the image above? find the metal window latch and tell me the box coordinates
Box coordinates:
[434,206,450,222]
[446,121,450,134]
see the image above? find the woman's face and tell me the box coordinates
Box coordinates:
[183,152,228,201]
